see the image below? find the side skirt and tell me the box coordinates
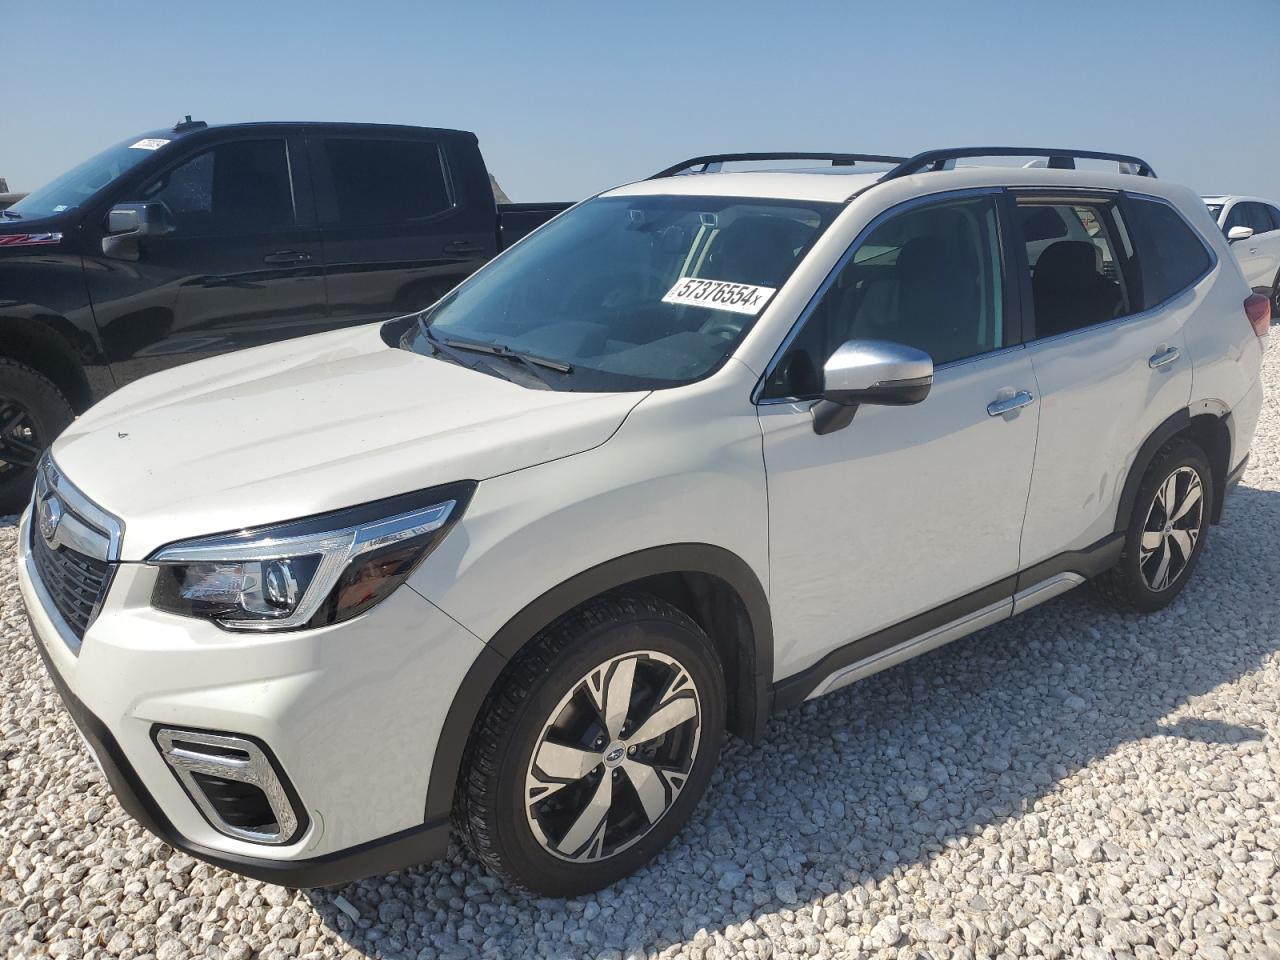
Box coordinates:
[771,534,1122,711]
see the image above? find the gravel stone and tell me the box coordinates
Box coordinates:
[6,348,1280,958]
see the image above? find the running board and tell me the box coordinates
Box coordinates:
[804,572,1086,701]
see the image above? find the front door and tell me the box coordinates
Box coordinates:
[758,191,1039,680]
[85,134,326,385]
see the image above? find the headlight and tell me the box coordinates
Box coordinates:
[148,482,476,631]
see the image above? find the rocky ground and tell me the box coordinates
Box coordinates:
[4,351,1280,960]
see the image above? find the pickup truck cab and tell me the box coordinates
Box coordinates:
[0,119,568,512]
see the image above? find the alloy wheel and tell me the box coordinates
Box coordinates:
[524,650,702,862]
[1140,465,1204,592]
[0,396,41,478]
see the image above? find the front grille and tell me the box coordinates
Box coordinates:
[30,524,112,640]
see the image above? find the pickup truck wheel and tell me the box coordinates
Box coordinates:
[455,594,725,896]
[1094,438,1211,613]
[0,361,73,515]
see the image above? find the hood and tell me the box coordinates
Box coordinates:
[52,324,646,559]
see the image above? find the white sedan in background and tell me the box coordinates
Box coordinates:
[1204,195,1280,313]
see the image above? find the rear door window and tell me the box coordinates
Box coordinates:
[1123,196,1212,309]
[322,138,453,226]
[1014,198,1130,339]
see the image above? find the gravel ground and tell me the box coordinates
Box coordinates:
[4,356,1280,960]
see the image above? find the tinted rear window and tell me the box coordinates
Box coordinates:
[324,139,452,226]
[1125,197,1212,309]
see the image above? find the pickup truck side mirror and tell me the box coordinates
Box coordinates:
[102,201,174,260]
[812,339,934,435]
[1227,225,1255,243]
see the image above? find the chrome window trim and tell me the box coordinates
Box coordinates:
[751,186,1004,406]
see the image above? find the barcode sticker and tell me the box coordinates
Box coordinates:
[129,138,170,151]
[661,277,777,315]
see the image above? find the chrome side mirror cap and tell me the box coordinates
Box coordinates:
[813,339,934,435]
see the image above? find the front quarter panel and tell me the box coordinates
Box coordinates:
[410,359,769,647]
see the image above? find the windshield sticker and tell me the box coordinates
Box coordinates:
[662,277,777,316]
[129,138,170,151]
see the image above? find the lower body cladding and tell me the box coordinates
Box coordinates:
[15,508,488,887]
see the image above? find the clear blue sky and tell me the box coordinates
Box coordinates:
[5,0,1277,201]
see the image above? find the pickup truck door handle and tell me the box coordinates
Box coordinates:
[263,250,312,264]
[987,390,1035,417]
[444,240,483,255]
[1148,345,1180,369]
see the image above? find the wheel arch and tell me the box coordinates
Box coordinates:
[423,543,773,823]
[0,314,94,412]
[1116,404,1234,532]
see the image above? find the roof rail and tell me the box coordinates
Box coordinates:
[879,147,1157,182]
[649,152,907,180]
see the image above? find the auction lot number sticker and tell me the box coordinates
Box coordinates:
[662,277,777,315]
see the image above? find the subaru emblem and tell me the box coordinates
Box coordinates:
[38,495,63,544]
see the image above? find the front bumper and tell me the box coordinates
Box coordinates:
[16,508,485,886]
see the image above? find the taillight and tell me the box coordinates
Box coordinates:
[1245,293,1271,338]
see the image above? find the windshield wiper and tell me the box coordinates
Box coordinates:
[1,210,22,220]
[413,319,516,384]
[440,336,572,389]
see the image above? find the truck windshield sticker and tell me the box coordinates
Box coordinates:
[129,138,170,151]
[661,277,777,316]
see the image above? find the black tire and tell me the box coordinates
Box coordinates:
[1094,437,1213,613]
[455,593,726,897]
[0,361,73,515]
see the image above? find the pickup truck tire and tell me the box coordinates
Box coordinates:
[1094,438,1212,613]
[0,360,73,515]
[455,594,725,896]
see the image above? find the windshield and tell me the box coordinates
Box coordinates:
[1204,203,1224,222]
[6,136,169,219]
[402,194,840,390]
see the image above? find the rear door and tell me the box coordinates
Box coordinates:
[1015,192,1206,570]
[309,129,497,326]
[85,132,326,385]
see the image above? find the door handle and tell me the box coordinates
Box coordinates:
[444,240,483,255]
[263,250,312,264]
[1148,345,1180,369]
[987,390,1035,417]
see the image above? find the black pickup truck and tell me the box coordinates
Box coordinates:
[0,119,570,511]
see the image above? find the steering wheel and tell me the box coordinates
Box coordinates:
[699,318,744,340]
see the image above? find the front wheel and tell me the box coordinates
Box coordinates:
[1095,437,1212,612]
[456,594,725,896]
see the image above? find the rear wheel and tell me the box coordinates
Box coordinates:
[0,361,73,515]
[456,594,725,896]
[1095,437,1211,612]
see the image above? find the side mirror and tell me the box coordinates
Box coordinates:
[1227,225,1254,243]
[812,339,933,435]
[102,201,174,260]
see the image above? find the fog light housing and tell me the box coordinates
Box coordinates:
[153,728,305,845]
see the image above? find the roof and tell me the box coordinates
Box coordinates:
[1200,194,1278,206]
[603,165,1193,206]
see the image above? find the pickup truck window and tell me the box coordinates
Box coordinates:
[6,139,158,219]
[403,194,840,391]
[324,138,453,226]
[140,139,295,231]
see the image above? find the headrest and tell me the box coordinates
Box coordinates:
[1034,241,1100,290]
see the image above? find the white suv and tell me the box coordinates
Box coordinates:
[18,147,1269,896]
[1203,194,1280,315]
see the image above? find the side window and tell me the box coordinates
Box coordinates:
[762,195,1004,399]
[1269,206,1280,232]
[1124,197,1212,309]
[141,139,294,232]
[1016,199,1128,339]
[1223,203,1250,233]
[1243,202,1274,235]
[323,138,452,226]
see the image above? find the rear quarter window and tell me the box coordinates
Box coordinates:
[1124,197,1213,310]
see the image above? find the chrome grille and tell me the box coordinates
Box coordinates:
[30,525,112,639]
[28,455,122,647]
